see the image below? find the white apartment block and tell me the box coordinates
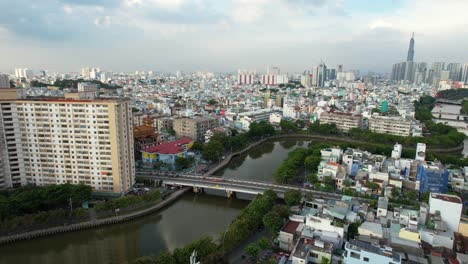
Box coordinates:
[368,115,412,136]
[319,112,362,131]
[0,89,135,195]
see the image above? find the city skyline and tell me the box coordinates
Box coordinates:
[1,0,468,73]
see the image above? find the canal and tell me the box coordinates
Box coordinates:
[0,193,248,264]
[219,139,309,181]
[0,139,305,264]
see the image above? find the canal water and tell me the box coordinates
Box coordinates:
[219,139,308,181]
[0,139,306,264]
[0,193,248,264]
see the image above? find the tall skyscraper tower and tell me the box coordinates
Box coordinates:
[407,33,415,62]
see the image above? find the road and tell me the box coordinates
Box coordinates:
[136,171,369,203]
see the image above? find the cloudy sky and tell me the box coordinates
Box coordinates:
[1,0,467,74]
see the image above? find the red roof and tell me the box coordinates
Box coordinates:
[281,221,301,234]
[142,137,193,155]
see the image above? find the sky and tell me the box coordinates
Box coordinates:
[1,0,468,74]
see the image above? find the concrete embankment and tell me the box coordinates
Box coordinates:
[0,188,189,245]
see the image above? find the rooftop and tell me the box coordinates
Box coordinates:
[142,137,192,154]
[281,220,301,234]
[347,240,400,262]
[431,193,462,204]
[293,237,333,259]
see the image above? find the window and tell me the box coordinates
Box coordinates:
[350,252,360,259]
[309,252,318,258]
[364,257,369,262]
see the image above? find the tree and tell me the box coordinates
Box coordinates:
[320,257,331,264]
[167,128,176,136]
[263,211,283,236]
[304,155,322,172]
[348,222,360,240]
[258,258,277,264]
[364,182,379,194]
[421,191,430,203]
[191,141,204,152]
[210,132,231,150]
[208,99,217,105]
[175,157,192,170]
[257,237,270,250]
[284,190,302,207]
[391,187,400,198]
[273,205,290,219]
[152,252,176,264]
[279,119,297,132]
[405,190,417,201]
[245,243,260,259]
[306,173,318,184]
[202,140,224,162]
[344,179,351,187]
[230,134,248,151]
[323,176,334,186]
[203,252,228,264]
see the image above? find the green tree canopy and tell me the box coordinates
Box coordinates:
[284,190,302,207]
[202,140,224,162]
[262,211,283,236]
[245,243,260,259]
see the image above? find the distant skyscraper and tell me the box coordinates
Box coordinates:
[0,74,9,88]
[267,66,280,75]
[430,62,446,83]
[462,63,468,84]
[337,64,343,73]
[14,68,33,79]
[312,63,327,87]
[447,63,462,81]
[391,62,406,81]
[407,33,415,61]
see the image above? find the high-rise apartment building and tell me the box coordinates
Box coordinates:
[237,70,255,85]
[0,89,135,195]
[14,68,33,79]
[447,63,462,81]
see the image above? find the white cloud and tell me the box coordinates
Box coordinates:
[63,5,73,14]
[230,0,267,24]
[148,0,184,11]
[94,16,111,27]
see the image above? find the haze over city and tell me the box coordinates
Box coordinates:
[2,1,468,264]
[1,0,468,73]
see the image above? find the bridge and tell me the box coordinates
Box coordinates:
[136,171,367,203]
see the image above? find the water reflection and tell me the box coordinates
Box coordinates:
[0,193,247,264]
[220,139,309,182]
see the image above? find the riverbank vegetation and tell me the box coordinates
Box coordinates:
[130,190,279,264]
[200,121,276,162]
[0,184,91,220]
[94,189,161,212]
[273,148,309,183]
[0,184,92,235]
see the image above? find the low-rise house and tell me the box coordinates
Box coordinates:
[141,137,194,166]
[344,239,401,264]
[279,220,303,252]
[292,237,333,264]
